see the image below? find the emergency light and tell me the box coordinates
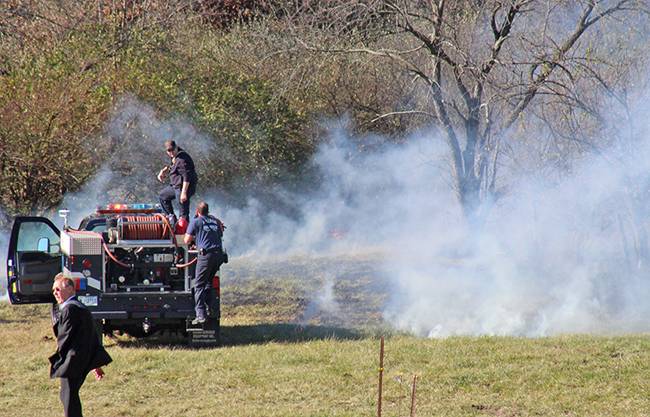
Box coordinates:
[73,278,87,291]
[96,204,162,214]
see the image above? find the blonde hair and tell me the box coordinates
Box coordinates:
[54,273,75,290]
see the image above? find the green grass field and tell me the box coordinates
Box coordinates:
[2,254,650,416]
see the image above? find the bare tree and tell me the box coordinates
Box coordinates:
[268,0,650,228]
[591,45,650,272]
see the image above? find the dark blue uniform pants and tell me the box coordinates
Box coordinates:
[159,182,196,222]
[194,251,223,319]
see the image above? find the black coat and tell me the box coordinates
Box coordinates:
[168,148,197,190]
[49,297,112,379]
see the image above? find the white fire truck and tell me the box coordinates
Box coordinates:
[5,204,221,346]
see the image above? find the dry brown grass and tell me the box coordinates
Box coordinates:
[3,255,650,416]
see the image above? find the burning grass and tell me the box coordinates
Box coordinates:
[3,254,650,416]
[220,253,393,330]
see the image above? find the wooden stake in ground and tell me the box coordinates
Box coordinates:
[410,375,418,417]
[378,337,384,417]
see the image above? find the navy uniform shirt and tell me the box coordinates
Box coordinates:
[186,215,223,251]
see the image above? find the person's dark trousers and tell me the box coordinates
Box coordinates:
[60,375,86,417]
[193,251,223,319]
[159,182,196,222]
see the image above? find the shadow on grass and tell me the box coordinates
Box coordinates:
[109,323,382,349]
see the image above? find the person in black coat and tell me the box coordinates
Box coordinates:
[157,139,198,222]
[49,274,112,417]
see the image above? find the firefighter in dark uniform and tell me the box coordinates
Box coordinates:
[184,201,225,324]
[157,140,198,223]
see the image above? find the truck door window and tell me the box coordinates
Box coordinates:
[17,222,60,253]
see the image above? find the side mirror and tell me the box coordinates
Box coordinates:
[37,237,50,253]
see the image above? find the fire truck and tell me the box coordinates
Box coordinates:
[5,204,222,346]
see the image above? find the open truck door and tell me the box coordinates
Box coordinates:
[6,216,61,304]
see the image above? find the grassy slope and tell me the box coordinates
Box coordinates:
[2,255,650,416]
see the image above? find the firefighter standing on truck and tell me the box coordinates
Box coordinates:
[157,140,198,223]
[184,201,225,324]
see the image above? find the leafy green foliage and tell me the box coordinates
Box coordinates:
[187,66,312,189]
[0,3,317,225]
[0,35,110,226]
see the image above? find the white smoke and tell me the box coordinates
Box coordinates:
[300,274,342,325]
[379,139,650,337]
[61,96,216,228]
[6,95,650,340]
[217,123,650,337]
[222,133,455,257]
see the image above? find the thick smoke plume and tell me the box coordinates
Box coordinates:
[221,129,650,337]
[4,96,650,339]
[61,96,214,228]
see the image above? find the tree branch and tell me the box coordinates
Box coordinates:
[371,110,436,123]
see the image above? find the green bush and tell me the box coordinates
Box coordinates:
[0,35,111,226]
[0,10,317,225]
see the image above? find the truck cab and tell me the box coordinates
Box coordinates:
[6,204,220,346]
